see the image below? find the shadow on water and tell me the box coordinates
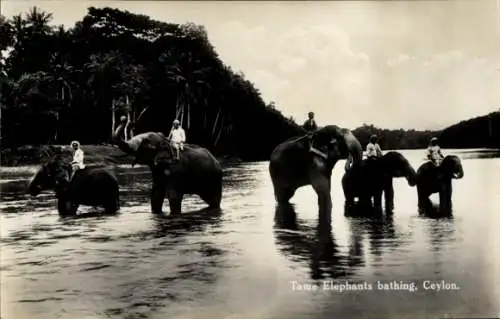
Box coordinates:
[418,201,454,219]
[273,203,365,280]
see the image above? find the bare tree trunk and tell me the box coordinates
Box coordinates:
[212,107,222,136]
[111,99,116,140]
[54,112,59,142]
[186,96,191,129]
[203,110,208,130]
[214,116,224,146]
[179,100,185,127]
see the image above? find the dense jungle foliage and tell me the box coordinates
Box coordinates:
[1,7,498,163]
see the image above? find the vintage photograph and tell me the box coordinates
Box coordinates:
[1,0,499,318]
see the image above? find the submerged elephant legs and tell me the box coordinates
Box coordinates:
[150,172,222,215]
[417,182,453,216]
[151,177,168,215]
[273,184,296,204]
[309,174,332,225]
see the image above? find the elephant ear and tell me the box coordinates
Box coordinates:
[135,136,176,167]
[311,126,349,157]
[310,125,363,169]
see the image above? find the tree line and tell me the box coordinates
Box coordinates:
[1,7,497,163]
[0,6,303,161]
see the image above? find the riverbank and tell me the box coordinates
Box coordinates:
[0,144,134,167]
[0,144,244,167]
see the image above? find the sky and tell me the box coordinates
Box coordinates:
[2,0,499,130]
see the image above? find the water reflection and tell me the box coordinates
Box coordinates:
[1,149,499,318]
[418,200,453,219]
[273,203,365,280]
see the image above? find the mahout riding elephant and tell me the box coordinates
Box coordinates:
[27,147,120,216]
[269,125,363,224]
[341,151,417,214]
[416,155,464,215]
[113,124,222,215]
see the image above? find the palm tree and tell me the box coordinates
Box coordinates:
[160,50,211,130]
[85,52,124,137]
[24,6,53,36]
[48,52,77,140]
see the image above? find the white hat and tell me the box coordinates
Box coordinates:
[173,119,180,124]
[71,141,80,147]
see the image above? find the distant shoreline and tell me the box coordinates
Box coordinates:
[0,144,244,168]
[1,144,498,168]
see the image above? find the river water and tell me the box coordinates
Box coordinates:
[1,149,499,319]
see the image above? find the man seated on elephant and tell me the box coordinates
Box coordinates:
[70,140,85,180]
[426,137,444,167]
[168,119,186,160]
[366,134,383,160]
[303,112,318,132]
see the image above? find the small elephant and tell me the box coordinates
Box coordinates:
[28,151,120,216]
[416,155,464,215]
[113,124,222,215]
[341,151,417,213]
[269,125,363,224]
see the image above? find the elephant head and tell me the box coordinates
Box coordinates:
[112,123,175,169]
[382,151,417,186]
[308,125,363,169]
[28,152,73,196]
[441,155,464,179]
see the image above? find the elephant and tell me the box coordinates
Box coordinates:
[27,150,120,216]
[269,125,363,225]
[341,151,417,214]
[112,124,223,215]
[416,155,464,215]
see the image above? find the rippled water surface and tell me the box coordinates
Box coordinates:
[1,149,499,319]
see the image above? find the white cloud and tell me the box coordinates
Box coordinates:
[211,17,499,130]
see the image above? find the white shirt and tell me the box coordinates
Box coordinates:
[427,145,443,162]
[169,127,186,144]
[366,142,382,158]
[72,149,85,169]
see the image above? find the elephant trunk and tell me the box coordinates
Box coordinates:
[406,165,418,186]
[340,128,363,169]
[27,173,42,196]
[454,166,464,179]
[113,123,137,155]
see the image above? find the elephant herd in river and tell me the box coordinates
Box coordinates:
[28,124,464,220]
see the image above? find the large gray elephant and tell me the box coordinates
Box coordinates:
[416,155,464,215]
[113,124,222,215]
[269,125,363,224]
[341,151,417,214]
[28,149,120,216]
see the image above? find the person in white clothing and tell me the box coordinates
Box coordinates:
[70,141,85,179]
[426,137,444,167]
[168,119,186,160]
[366,134,383,160]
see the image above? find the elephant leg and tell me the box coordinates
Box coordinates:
[151,178,167,215]
[383,179,394,213]
[207,180,223,209]
[310,174,332,226]
[200,187,222,209]
[439,181,453,215]
[104,195,119,214]
[373,190,383,212]
[341,175,355,206]
[57,199,77,216]
[274,185,296,204]
[417,185,426,209]
[167,188,183,215]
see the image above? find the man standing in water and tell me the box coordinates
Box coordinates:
[168,119,186,160]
